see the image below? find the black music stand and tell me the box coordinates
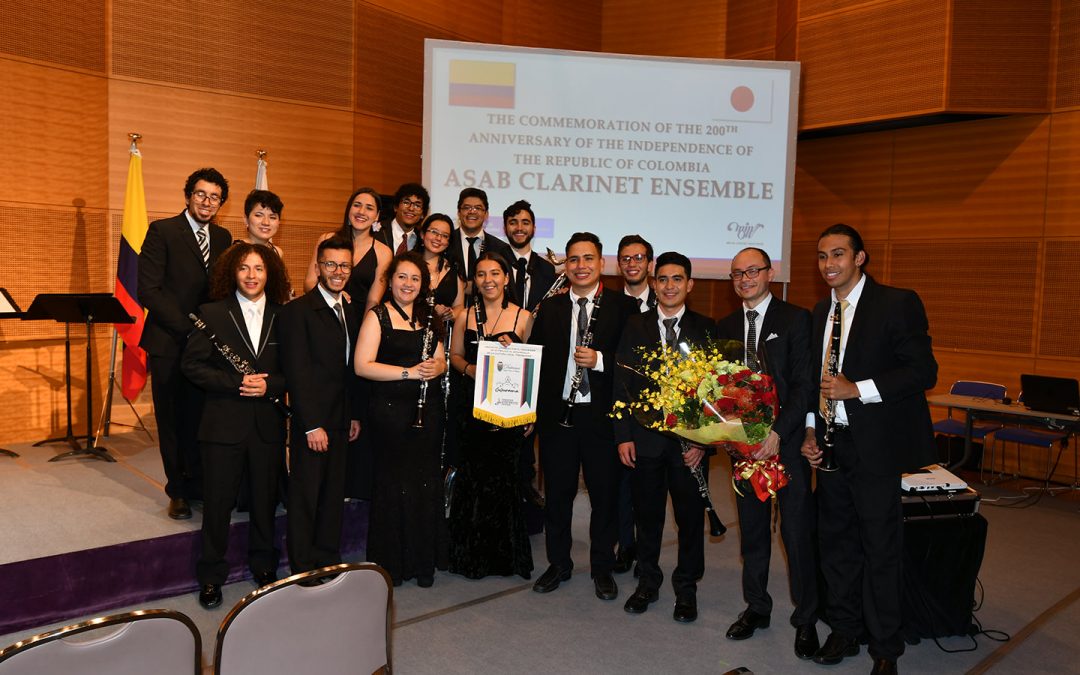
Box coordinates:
[23,293,134,462]
[0,288,22,457]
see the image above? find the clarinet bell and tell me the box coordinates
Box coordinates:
[558,402,574,428]
[706,509,727,537]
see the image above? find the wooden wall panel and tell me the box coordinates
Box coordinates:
[792,132,893,242]
[0,0,106,72]
[948,0,1051,112]
[112,0,353,107]
[353,114,424,202]
[1054,0,1080,110]
[0,60,108,209]
[784,238,832,314]
[501,0,601,51]
[725,0,777,58]
[798,0,948,128]
[601,0,726,58]
[1038,239,1080,359]
[889,115,1050,239]
[108,80,355,226]
[1045,111,1080,235]
[362,0,503,44]
[799,0,877,20]
[931,351,1035,399]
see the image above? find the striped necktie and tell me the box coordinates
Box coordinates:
[196,226,209,268]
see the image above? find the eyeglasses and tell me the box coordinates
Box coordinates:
[426,230,451,241]
[618,253,647,265]
[730,265,771,281]
[460,205,486,213]
[319,260,353,273]
[400,199,424,211]
[192,190,222,205]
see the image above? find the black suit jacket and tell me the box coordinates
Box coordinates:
[139,212,232,357]
[373,219,415,253]
[716,297,814,457]
[512,251,557,312]
[810,276,938,475]
[181,296,286,444]
[612,308,717,457]
[278,288,363,435]
[529,286,637,430]
[625,286,657,313]
[447,229,514,281]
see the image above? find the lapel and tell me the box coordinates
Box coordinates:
[225,294,274,361]
[646,287,658,310]
[642,308,663,347]
[177,213,207,271]
[842,275,873,369]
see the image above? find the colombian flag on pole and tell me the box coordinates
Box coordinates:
[114,141,148,400]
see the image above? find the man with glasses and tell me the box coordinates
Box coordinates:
[447,187,513,285]
[617,234,656,312]
[376,183,429,254]
[140,167,233,520]
[278,236,363,574]
[716,247,820,661]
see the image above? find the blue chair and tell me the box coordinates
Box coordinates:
[933,381,1007,452]
[984,393,1075,488]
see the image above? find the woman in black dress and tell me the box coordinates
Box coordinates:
[304,187,391,311]
[447,252,534,580]
[355,252,447,587]
[414,213,464,322]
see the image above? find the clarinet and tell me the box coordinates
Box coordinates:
[560,286,602,428]
[819,301,841,472]
[188,313,291,418]
[680,440,727,536]
[412,294,437,428]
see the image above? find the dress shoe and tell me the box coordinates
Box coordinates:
[167,497,192,520]
[593,572,618,600]
[794,623,820,660]
[253,570,277,587]
[623,586,658,614]
[198,584,222,609]
[533,565,572,593]
[813,633,860,665]
[417,575,434,588]
[613,544,636,574]
[725,608,770,640]
[673,593,698,623]
[870,658,898,675]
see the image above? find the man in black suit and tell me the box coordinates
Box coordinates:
[614,251,716,623]
[801,224,937,675]
[447,187,514,285]
[502,199,556,312]
[375,183,429,254]
[617,234,657,311]
[278,236,363,574]
[529,232,636,601]
[716,247,820,658]
[182,243,290,609]
[139,167,233,520]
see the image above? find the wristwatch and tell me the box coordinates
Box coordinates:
[401,368,409,380]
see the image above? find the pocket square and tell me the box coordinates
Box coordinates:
[766,333,779,342]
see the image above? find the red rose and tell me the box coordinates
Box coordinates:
[665,413,677,427]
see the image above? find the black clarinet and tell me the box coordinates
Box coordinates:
[188,313,291,418]
[560,286,603,428]
[412,294,437,428]
[680,440,727,536]
[819,301,841,472]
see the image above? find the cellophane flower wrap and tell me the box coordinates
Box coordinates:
[611,340,788,502]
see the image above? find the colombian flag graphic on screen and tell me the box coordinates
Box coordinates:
[449,60,516,109]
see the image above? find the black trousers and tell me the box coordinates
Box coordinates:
[197,436,283,585]
[735,448,818,627]
[817,428,905,660]
[630,444,706,597]
[149,353,203,499]
[286,429,348,573]
[538,407,620,575]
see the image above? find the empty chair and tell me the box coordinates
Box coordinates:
[986,394,1076,488]
[215,562,392,675]
[0,608,201,675]
[934,380,1007,439]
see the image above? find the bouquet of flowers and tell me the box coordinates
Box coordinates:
[613,339,789,502]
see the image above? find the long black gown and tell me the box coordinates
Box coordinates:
[447,320,533,580]
[344,240,379,499]
[365,304,444,586]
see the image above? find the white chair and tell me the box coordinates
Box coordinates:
[0,608,201,675]
[215,562,393,675]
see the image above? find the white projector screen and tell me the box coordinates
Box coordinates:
[423,40,800,281]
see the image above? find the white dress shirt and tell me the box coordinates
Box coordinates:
[563,283,604,401]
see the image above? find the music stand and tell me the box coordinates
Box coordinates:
[0,288,22,457]
[23,293,134,462]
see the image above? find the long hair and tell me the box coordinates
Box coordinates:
[209,242,290,304]
[334,187,382,241]
[385,251,445,340]
[413,213,454,271]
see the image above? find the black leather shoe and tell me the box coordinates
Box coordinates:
[253,570,277,587]
[623,586,658,614]
[673,593,698,623]
[613,544,636,574]
[533,565,572,593]
[725,608,770,640]
[870,658,898,675]
[813,633,860,665]
[593,572,618,600]
[198,584,222,609]
[168,497,192,520]
[417,575,434,588]
[794,623,820,660]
